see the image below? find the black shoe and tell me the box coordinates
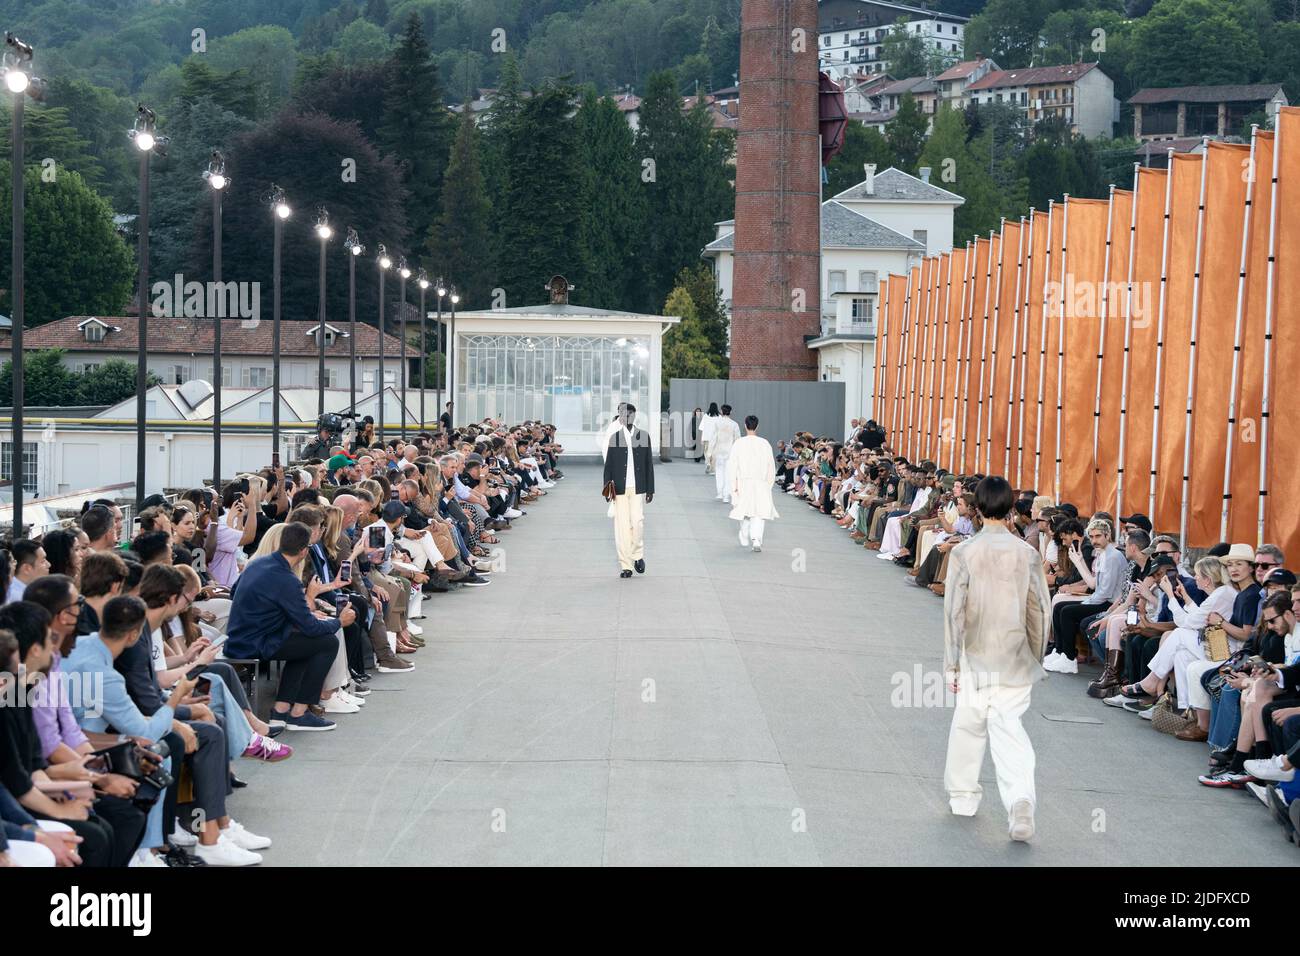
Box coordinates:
[266,724,285,739]
[620,569,633,578]
[230,772,248,789]
[162,845,205,867]
[634,559,645,574]
[424,578,454,594]
[349,669,371,684]
[459,572,491,587]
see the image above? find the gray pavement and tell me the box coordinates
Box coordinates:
[235,461,1299,865]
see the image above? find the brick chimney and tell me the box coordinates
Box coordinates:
[729,0,822,381]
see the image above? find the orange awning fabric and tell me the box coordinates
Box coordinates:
[986,221,1023,478]
[1266,109,1300,558]
[1094,189,1134,513]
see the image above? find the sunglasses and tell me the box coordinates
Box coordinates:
[57,595,86,616]
[1254,561,1278,570]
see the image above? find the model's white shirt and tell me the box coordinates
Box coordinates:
[600,416,622,461]
[700,415,718,443]
[712,416,741,456]
[624,425,636,495]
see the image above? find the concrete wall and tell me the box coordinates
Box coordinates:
[666,379,845,457]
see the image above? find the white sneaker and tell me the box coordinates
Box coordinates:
[129,848,167,867]
[1246,781,1273,807]
[223,820,272,851]
[378,661,415,673]
[170,823,198,847]
[876,551,895,560]
[950,795,980,816]
[194,834,262,867]
[752,543,762,552]
[1138,705,1154,721]
[1041,651,1063,673]
[321,695,361,714]
[1245,755,1296,782]
[336,689,366,707]
[407,621,424,636]
[504,508,523,518]
[1056,656,1079,674]
[1009,799,1035,842]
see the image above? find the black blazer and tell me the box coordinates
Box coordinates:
[603,427,655,496]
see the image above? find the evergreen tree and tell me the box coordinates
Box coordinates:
[661,286,724,409]
[919,106,1007,242]
[885,94,929,172]
[426,108,495,311]
[635,70,734,314]
[0,164,134,328]
[825,123,897,197]
[574,91,646,310]
[379,14,456,242]
[675,264,729,375]
[178,58,261,120]
[882,19,934,77]
[480,52,526,272]
[0,104,104,193]
[496,81,585,306]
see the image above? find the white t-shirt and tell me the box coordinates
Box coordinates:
[624,426,637,495]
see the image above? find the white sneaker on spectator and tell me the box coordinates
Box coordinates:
[322,695,361,714]
[504,508,523,518]
[195,835,262,867]
[1055,656,1078,674]
[129,848,167,867]
[1245,755,1296,782]
[408,621,424,636]
[170,824,198,847]
[337,689,366,707]
[1041,651,1064,672]
[1138,705,1154,720]
[1246,781,1272,806]
[876,551,895,560]
[223,820,272,850]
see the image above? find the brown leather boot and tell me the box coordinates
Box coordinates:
[1086,649,1124,699]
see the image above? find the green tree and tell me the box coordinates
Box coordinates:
[886,94,929,171]
[0,103,104,193]
[177,58,261,120]
[675,264,729,373]
[495,80,585,306]
[825,123,897,197]
[574,91,647,310]
[882,19,936,77]
[661,286,724,408]
[0,164,134,328]
[1131,0,1266,87]
[920,106,1011,241]
[425,108,495,310]
[77,360,153,406]
[481,51,526,263]
[206,25,299,118]
[0,350,76,407]
[635,70,735,314]
[333,18,393,67]
[379,14,456,243]
[964,0,1062,69]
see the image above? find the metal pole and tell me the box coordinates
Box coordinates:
[1033,201,1055,492]
[419,285,427,430]
[1258,118,1282,546]
[1090,187,1117,510]
[1015,211,1037,487]
[135,148,150,512]
[449,294,457,428]
[378,265,386,442]
[1003,217,1026,476]
[9,93,22,538]
[272,214,282,460]
[348,250,357,416]
[1115,166,1142,520]
[212,185,222,492]
[985,220,1006,474]
[1053,196,1070,505]
[317,236,327,418]
[399,271,407,439]
[435,293,443,426]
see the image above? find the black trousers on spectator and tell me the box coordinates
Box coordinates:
[343,600,369,674]
[271,632,338,707]
[915,545,944,588]
[1124,633,1161,684]
[1053,600,1102,659]
[92,793,147,867]
[34,809,114,867]
[1263,696,1300,755]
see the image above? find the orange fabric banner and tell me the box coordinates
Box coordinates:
[885,273,909,449]
[1151,154,1204,535]
[987,221,1022,477]
[1094,189,1134,512]
[1184,143,1249,548]
[1266,108,1300,558]
[937,248,968,471]
[1058,198,1110,509]
[1117,168,1168,523]
[1033,208,1064,496]
[1017,211,1049,490]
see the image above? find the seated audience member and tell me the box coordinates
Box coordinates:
[7,539,50,603]
[225,522,356,732]
[76,552,129,637]
[42,529,89,584]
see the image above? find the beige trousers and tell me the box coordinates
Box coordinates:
[612,493,645,571]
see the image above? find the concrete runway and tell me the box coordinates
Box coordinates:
[234,461,1299,865]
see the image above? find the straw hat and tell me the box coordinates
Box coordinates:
[1218,543,1256,564]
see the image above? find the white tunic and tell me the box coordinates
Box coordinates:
[712,416,741,457]
[727,434,780,521]
[700,414,718,444]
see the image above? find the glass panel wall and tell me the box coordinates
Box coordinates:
[455,334,651,431]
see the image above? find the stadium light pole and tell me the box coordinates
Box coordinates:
[4,33,40,537]
[448,286,460,428]
[434,278,446,427]
[315,208,332,419]
[376,245,392,441]
[270,185,291,463]
[202,150,227,493]
[397,257,411,439]
[417,270,429,431]
[129,105,166,512]
[344,229,363,416]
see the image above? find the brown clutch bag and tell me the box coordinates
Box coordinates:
[602,480,617,502]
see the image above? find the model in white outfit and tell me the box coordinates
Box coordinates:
[710,409,741,502]
[943,483,1051,842]
[700,406,719,473]
[726,420,779,551]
